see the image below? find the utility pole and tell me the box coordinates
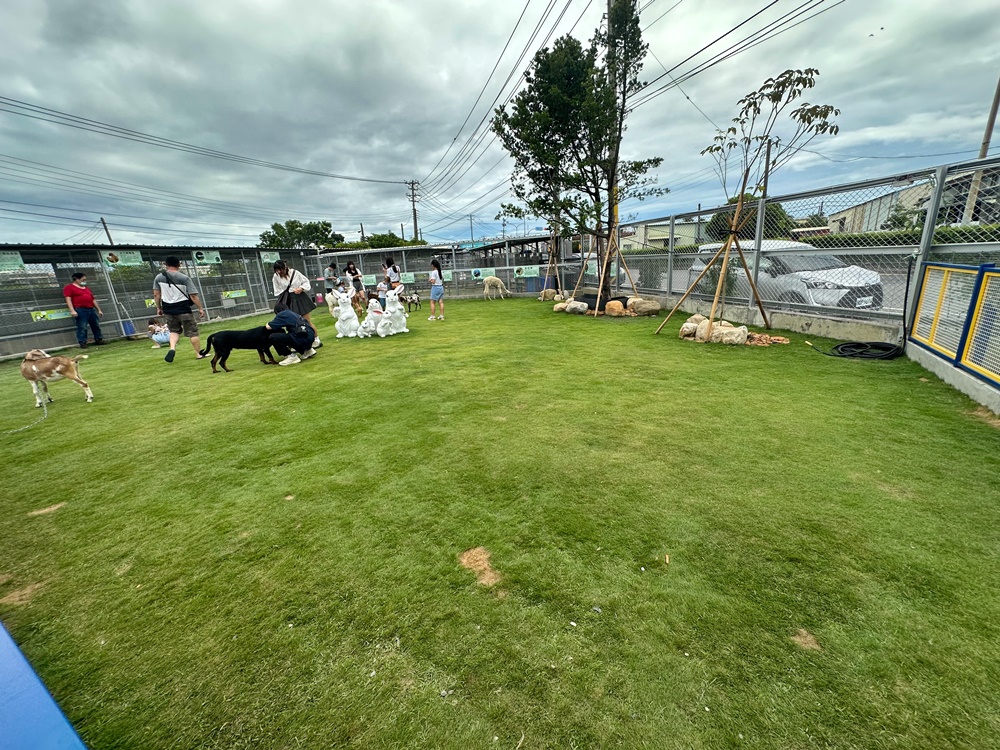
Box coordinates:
[359,223,366,242]
[100,216,115,245]
[406,180,420,240]
[470,215,474,245]
[401,223,405,240]
[962,70,1000,224]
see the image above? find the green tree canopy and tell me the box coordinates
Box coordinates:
[704,195,797,241]
[257,220,344,249]
[492,0,664,286]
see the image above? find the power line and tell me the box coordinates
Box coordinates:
[0,95,408,185]
[421,0,535,184]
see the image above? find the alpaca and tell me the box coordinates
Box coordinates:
[482,275,509,300]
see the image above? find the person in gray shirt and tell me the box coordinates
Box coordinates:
[152,255,206,363]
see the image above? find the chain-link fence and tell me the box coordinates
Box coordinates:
[620,154,1000,324]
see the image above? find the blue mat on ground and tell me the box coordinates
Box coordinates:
[0,623,86,749]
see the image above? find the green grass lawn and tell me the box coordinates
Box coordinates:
[1,299,998,749]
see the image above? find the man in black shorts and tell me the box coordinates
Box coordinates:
[152,255,207,363]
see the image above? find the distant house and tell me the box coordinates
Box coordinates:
[827,181,933,234]
[619,219,707,251]
[825,166,1000,233]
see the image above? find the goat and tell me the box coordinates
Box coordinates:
[21,349,93,407]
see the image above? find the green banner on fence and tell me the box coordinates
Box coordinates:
[145,299,156,308]
[362,274,377,286]
[0,251,25,271]
[443,270,453,282]
[222,289,248,299]
[31,309,72,322]
[193,250,222,265]
[259,251,280,265]
[102,250,144,268]
[400,272,415,284]
[514,265,540,278]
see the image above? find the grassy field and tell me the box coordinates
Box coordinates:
[1,298,998,749]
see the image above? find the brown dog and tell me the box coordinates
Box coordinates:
[21,349,94,407]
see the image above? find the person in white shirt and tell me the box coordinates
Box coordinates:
[272,260,321,348]
[428,258,445,320]
[384,257,401,289]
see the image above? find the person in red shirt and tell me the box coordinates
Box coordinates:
[63,272,105,348]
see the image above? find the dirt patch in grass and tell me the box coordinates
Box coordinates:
[459,547,501,586]
[791,629,822,651]
[971,407,1000,429]
[0,574,11,586]
[27,502,66,516]
[0,583,44,606]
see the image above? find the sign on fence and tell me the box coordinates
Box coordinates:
[443,270,453,282]
[222,290,247,299]
[30,309,72,322]
[362,274,377,286]
[259,251,280,265]
[400,272,415,284]
[193,250,221,265]
[0,251,25,271]
[514,265,540,278]
[102,250,144,268]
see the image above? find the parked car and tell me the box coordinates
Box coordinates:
[687,240,884,311]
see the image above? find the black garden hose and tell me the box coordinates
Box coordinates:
[805,255,915,361]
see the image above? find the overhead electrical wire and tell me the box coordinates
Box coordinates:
[632,0,842,109]
[420,0,535,184]
[0,96,407,185]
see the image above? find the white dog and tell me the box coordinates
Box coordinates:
[482,275,509,300]
[384,285,409,334]
[333,287,361,338]
[21,349,93,407]
[358,298,383,338]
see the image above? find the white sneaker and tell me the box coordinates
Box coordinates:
[428,315,436,321]
[279,353,301,366]
[312,338,322,348]
[301,348,317,360]
[437,316,444,320]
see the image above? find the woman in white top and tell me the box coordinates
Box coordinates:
[272,260,321,347]
[383,257,402,289]
[428,258,445,320]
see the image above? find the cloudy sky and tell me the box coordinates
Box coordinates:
[1,0,998,247]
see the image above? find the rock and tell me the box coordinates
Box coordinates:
[696,318,734,341]
[630,299,661,316]
[553,302,568,313]
[626,297,643,311]
[566,301,589,315]
[720,326,748,345]
[605,300,626,316]
[687,314,706,325]
[710,323,745,344]
[679,321,699,339]
[695,319,711,342]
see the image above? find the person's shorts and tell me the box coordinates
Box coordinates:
[151,332,170,344]
[165,313,199,337]
[430,285,444,301]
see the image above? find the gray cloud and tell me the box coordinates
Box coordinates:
[1,0,998,245]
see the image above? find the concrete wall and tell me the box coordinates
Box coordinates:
[906,345,1000,415]
[655,294,903,343]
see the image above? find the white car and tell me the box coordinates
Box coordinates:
[687,240,884,311]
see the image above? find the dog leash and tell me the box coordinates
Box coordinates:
[3,399,49,434]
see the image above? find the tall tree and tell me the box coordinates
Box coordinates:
[257,220,343,249]
[493,0,664,296]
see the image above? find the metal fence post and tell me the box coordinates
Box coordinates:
[749,196,767,309]
[908,165,949,326]
[189,257,207,318]
[95,251,129,337]
[667,216,675,293]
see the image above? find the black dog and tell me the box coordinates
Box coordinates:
[198,326,278,373]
